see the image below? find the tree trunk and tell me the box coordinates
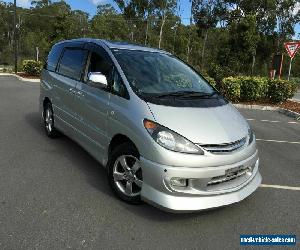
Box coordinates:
[186,33,190,62]
[158,13,166,49]
[144,18,149,45]
[186,45,192,63]
[251,50,256,75]
[201,29,208,70]
[172,27,177,54]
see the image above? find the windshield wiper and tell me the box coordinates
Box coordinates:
[154,91,218,99]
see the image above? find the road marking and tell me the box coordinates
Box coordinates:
[260,184,300,191]
[256,139,300,144]
[261,119,280,123]
[247,118,299,124]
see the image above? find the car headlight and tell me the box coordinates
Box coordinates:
[248,128,254,145]
[143,119,204,154]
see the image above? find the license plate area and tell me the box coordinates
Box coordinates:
[207,165,252,186]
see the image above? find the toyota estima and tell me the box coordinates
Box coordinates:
[40,39,261,212]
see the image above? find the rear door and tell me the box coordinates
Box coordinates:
[72,43,113,156]
[53,44,89,126]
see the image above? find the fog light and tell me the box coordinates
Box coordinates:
[170,177,187,187]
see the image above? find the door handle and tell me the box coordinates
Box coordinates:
[69,88,76,94]
[77,90,85,97]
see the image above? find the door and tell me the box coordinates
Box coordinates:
[53,46,89,126]
[73,44,113,157]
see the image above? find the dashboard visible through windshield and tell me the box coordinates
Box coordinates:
[112,49,227,107]
[112,49,215,94]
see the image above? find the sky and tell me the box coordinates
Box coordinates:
[2,0,193,22]
[2,0,300,37]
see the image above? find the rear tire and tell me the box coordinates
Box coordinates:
[107,143,143,204]
[43,102,60,138]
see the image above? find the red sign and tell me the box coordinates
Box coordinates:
[284,42,300,58]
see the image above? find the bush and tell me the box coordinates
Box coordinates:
[219,76,297,103]
[240,76,268,101]
[204,75,217,88]
[289,77,300,90]
[22,60,42,75]
[202,73,217,88]
[268,79,297,103]
[221,77,241,102]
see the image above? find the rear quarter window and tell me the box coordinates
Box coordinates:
[46,44,64,71]
[57,48,88,81]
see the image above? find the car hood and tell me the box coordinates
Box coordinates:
[147,103,249,144]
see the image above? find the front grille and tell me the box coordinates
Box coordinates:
[198,137,247,154]
[207,166,252,186]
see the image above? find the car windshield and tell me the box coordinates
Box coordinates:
[112,49,214,96]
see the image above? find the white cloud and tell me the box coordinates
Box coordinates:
[90,0,106,6]
[293,2,300,16]
[17,0,31,8]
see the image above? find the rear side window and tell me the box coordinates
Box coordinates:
[46,44,64,71]
[57,48,88,81]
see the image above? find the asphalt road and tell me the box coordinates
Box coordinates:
[0,76,299,250]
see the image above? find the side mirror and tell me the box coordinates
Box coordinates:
[88,72,108,88]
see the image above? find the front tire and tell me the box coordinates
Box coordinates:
[108,143,143,204]
[43,102,60,138]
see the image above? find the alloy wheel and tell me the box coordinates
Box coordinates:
[44,107,54,133]
[113,155,143,197]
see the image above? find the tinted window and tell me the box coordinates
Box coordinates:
[46,44,64,71]
[58,48,88,81]
[113,49,214,95]
[87,52,112,79]
[84,51,113,87]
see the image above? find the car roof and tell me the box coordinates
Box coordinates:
[57,38,169,54]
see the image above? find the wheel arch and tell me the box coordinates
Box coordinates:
[43,97,51,107]
[108,134,140,161]
[42,97,52,119]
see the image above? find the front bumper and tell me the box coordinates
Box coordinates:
[140,151,261,212]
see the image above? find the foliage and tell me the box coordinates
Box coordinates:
[268,79,297,103]
[220,76,297,103]
[208,63,234,83]
[192,0,227,68]
[226,15,260,74]
[204,75,217,88]
[22,60,43,75]
[0,0,299,77]
[0,0,297,102]
[240,76,268,101]
[200,70,217,88]
[221,77,241,102]
[289,77,300,89]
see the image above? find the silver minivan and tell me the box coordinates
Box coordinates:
[40,39,261,212]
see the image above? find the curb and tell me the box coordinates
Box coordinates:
[234,104,300,121]
[0,73,40,83]
[291,99,300,104]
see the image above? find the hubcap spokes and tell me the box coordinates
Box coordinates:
[113,155,142,197]
[45,109,53,132]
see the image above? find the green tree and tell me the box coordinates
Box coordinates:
[226,15,260,74]
[31,0,51,8]
[90,4,129,41]
[192,0,226,69]
[276,0,300,52]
